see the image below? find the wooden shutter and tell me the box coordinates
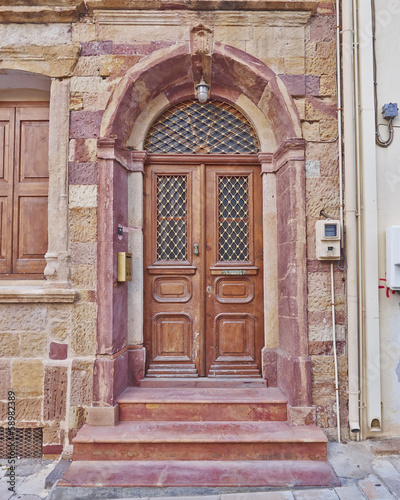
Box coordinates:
[13,107,49,274]
[0,108,14,274]
[0,104,49,276]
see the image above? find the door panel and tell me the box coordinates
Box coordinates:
[153,276,192,303]
[215,277,254,303]
[144,165,202,377]
[205,166,263,377]
[143,160,263,378]
[153,313,193,362]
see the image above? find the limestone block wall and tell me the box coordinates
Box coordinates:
[0,0,348,451]
[304,6,348,441]
[0,301,93,453]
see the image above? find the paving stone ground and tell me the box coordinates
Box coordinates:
[0,438,399,500]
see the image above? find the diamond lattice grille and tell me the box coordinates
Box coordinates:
[145,100,259,154]
[0,427,42,458]
[219,176,249,261]
[157,175,187,261]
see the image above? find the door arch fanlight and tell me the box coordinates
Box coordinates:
[144,99,260,155]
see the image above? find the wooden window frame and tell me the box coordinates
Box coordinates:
[0,102,49,279]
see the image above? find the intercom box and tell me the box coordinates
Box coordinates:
[117,252,132,282]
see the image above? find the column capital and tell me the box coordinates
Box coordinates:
[273,137,306,172]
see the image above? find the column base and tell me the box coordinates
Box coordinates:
[88,405,119,426]
[128,346,146,386]
[261,347,278,387]
[277,350,312,407]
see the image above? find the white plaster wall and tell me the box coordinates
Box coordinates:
[370,0,400,435]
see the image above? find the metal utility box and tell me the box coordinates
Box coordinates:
[315,220,341,260]
[386,226,400,290]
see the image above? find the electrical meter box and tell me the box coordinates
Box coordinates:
[316,220,341,260]
[386,226,400,290]
[117,252,132,282]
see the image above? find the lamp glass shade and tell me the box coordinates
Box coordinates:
[195,80,210,103]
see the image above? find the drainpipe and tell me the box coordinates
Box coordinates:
[341,0,361,433]
[356,0,382,431]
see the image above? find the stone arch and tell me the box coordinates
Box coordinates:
[100,42,302,150]
[93,42,311,424]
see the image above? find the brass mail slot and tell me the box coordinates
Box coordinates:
[221,270,247,276]
[117,252,132,282]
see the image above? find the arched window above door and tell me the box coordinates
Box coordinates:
[144,99,259,154]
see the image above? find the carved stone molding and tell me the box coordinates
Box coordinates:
[191,25,213,56]
[190,24,213,91]
[88,1,318,15]
[0,3,86,23]
[130,151,147,173]
[0,282,76,303]
[258,152,274,174]
[97,137,132,170]
[0,46,80,78]
[97,138,147,172]
[273,138,306,172]
[44,251,71,286]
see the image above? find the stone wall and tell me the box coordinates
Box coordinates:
[0,0,347,451]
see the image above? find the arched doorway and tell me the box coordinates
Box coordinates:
[142,99,263,378]
[93,41,312,421]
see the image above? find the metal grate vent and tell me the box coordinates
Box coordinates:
[156,175,187,261]
[145,99,259,154]
[219,176,249,261]
[0,427,42,458]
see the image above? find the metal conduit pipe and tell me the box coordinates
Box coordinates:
[353,0,364,440]
[333,0,344,438]
[357,0,382,431]
[341,0,361,434]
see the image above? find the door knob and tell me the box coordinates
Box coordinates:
[194,243,199,256]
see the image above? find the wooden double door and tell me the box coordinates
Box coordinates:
[143,157,263,377]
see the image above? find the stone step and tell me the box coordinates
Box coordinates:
[72,420,327,461]
[208,363,261,377]
[58,459,340,488]
[117,386,288,421]
[146,363,199,377]
[139,377,267,388]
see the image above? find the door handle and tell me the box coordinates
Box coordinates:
[194,243,199,256]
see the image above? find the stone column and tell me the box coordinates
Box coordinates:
[273,139,314,420]
[127,151,146,386]
[44,78,71,286]
[259,153,279,387]
[89,138,132,425]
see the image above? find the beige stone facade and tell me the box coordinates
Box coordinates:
[0,0,350,455]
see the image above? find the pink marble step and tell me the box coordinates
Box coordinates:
[118,386,287,421]
[58,460,340,488]
[72,420,327,461]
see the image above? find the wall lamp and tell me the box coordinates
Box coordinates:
[195,77,210,103]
